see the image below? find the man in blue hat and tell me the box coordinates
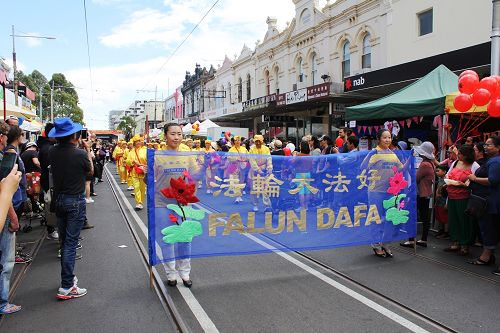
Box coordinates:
[49,117,92,300]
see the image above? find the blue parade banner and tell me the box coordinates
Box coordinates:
[147,149,417,266]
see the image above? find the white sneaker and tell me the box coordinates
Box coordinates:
[135,204,143,210]
[127,186,134,191]
[253,206,259,212]
[57,285,87,300]
[85,198,94,204]
[47,231,59,240]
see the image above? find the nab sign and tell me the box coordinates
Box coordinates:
[344,75,366,92]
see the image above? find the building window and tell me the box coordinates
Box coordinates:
[311,54,317,85]
[362,34,371,69]
[237,78,242,103]
[298,58,304,84]
[274,67,280,94]
[418,9,433,36]
[221,85,225,107]
[265,70,270,95]
[342,41,350,78]
[227,82,231,104]
[246,74,251,101]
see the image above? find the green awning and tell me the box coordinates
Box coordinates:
[345,65,458,121]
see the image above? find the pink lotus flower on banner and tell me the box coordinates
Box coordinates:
[387,171,408,196]
[182,170,194,183]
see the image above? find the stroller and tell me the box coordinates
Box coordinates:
[23,172,46,232]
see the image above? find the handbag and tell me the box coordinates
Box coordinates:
[134,150,145,175]
[465,194,488,219]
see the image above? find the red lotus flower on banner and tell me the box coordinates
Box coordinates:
[387,169,408,196]
[160,177,199,206]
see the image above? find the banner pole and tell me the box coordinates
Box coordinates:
[149,265,154,290]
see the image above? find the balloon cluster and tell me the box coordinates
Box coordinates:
[454,70,500,117]
[219,131,231,145]
[191,123,200,135]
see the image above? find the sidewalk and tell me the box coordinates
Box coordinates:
[0,170,177,333]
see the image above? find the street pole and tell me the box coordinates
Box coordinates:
[50,81,54,122]
[12,25,18,106]
[492,0,500,75]
[154,85,157,129]
[2,84,6,120]
[39,86,43,120]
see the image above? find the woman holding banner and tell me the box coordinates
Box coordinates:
[366,129,404,258]
[228,136,248,203]
[161,123,200,288]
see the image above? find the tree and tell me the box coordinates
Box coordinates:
[117,116,137,140]
[48,73,84,124]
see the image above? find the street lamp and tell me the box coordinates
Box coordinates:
[10,25,56,106]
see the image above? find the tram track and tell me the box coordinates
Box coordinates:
[196,201,460,333]
[105,166,189,333]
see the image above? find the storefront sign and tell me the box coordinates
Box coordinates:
[242,94,276,112]
[276,93,286,106]
[307,83,330,100]
[344,76,366,92]
[286,88,307,105]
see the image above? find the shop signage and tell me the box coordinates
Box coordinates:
[286,88,307,105]
[262,115,295,122]
[242,94,276,112]
[307,83,330,100]
[276,93,286,106]
[344,76,366,92]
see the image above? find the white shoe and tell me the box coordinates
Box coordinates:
[135,204,143,210]
[85,198,94,204]
[127,186,134,191]
[253,206,259,212]
[47,231,59,240]
[131,193,135,197]
[57,285,87,300]
[120,181,126,184]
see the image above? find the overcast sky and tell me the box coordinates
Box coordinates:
[0,0,332,129]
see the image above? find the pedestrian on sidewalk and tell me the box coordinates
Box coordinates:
[0,120,23,315]
[49,117,92,300]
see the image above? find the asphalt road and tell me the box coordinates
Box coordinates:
[106,163,500,333]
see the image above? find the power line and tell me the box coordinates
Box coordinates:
[139,0,221,92]
[83,0,94,103]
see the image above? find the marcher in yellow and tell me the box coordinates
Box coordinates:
[126,135,147,210]
[112,141,125,182]
[248,135,273,212]
[124,141,134,191]
[228,136,248,203]
[193,139,201,151]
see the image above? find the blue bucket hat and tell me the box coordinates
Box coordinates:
[48,117,83,138]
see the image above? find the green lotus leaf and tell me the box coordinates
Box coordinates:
[166,204,206,221]
[385,207,410,225]
[383,194,407,210]
[161,221,203,244]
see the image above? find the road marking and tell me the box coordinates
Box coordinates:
[106,166,219,333]
[193,204,430,333]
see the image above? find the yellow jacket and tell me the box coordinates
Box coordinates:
[248,146,272,172]
[126,146,147,177]
[113,146,124,165]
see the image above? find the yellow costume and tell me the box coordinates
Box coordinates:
[112,144,125,181]
[126,135,147,208]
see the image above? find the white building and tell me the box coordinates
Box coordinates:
[185,0,492,141]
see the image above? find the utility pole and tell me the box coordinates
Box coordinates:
[39,86,43,120]
[50,81,54,122]
[154,85,157,129]
[492,0,500,75]
[12,26,18,106]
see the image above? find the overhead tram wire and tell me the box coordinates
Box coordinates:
[83,0,94,103]
[138,0,221,92]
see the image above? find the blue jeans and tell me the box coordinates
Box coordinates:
[0,220,15,308]
[56,194,86,289]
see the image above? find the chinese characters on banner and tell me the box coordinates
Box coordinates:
[147,150,416,265]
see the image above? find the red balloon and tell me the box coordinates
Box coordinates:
[472,88,492,106]
[479,77,498,96]
[487,98,500,117]
[459,70,479,80]
[454,93,473,112]
[458,75,479,94]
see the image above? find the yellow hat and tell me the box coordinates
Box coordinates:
[132,134,143,142]
[234,136,241,141]
[194,139,201,143]
[253,135,264,142]
[205,139,211,144]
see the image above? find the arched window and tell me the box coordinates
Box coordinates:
[298,58,304,83]
[342,41,350,78]
[265,70,270,95]
[246,74,251,101]
[237,77,242,103]
[362,34,371,69]
[311,54,317,85]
